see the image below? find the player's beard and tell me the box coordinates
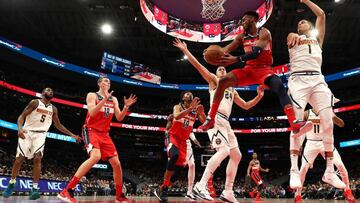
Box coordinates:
[44,94,53,100]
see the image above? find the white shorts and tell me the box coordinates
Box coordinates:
[16,131,47,159]
[185,141,194,166]
[288,74,333,113]
[302,140,342,168]
[207,114,238,150]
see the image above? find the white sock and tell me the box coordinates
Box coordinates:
[290,154,299,171]
[325,157,334,173]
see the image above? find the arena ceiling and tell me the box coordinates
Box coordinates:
[0,0,359,84]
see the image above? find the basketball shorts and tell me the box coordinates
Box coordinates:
[16,130,47,159]
[168,134,187,167]
[288,73,333,112]
[207,113,238,150]
[251,171,263,186]
[82,127,118,161]
[185,140,194,166]
[302,141,342,168]
[231,65,274,86]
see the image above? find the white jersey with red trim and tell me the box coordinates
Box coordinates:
[23,99,53,132]
[289,35,322,73]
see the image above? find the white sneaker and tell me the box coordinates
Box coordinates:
[192,182,213,201]
[185,192,196,201]
[290,169,302,189]
[322,171,346,189]
[219,190,239,203]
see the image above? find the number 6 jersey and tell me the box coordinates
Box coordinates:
[289,35,322,73]
[23,99,53,132]
[84,92,114,132]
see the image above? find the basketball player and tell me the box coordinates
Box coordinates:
[293,109,355,203]
[154,91,206,202]
[286,0,345,189]
[247,152,269,201]
[199,11,312,139]
[173,38,264,202]
[58,77,137,203]
[164,114,202,201]
[2,88,81,200]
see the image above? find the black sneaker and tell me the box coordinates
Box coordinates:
[153,186,168,203]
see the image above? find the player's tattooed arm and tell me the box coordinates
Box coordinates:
[52,106,81,142]
[17,99,38,139]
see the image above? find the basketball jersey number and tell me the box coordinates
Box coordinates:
[224,90,233,100]
[313,124,320,134]
[308,45,312,54]
[183,120,190,129]
[104,107,110,118]
[40,115,46,123]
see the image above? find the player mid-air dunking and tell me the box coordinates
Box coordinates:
[287,0,346,190]
[174,38,264,202]
[58,77,137,203]
[199,11,312,138]
[164,114,202,201]
[247,152,269,201]
[2,88,81,200]
[154,92,206,203]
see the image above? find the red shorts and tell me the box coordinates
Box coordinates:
[82,127,118,161]
[251,171,263,186]
[168,134,187,167]
[231,65,274,86]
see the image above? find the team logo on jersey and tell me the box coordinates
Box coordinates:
[215,138,222,145]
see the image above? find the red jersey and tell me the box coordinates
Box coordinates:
[243,27,273,66]
[169,104,197,141]
[251,160,261,173]
[84,92,115,132]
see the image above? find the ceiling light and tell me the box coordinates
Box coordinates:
[101,24,113,35]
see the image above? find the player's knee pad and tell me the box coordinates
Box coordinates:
[167,146,180,171]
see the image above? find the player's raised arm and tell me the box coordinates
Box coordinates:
[86,92,111,117]
[113,94,137,122]
[196,104,206,124]
[301,0,325,47]
[234,86,264,110]
[223,33,244,53]
[173,98,200,120]
[52,106,81,142]
[17,99,38,139]
[173,38,217,87]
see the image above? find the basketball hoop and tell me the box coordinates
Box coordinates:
[201,0,227,21]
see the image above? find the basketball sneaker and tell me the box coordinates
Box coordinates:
[344,189,356,203]
[290,169,302,189]
[294,195,302,203]
[322,171,346,189]
[198,117,215,131]
[185,192,196,201]
[153,186,168,203]
[116,193,131,202]
[192,182,213,201]
[29,187,40,200]
[2,182,15,198]
[220,190,239,203]
[57,189,78,203]
[291,120,313,138]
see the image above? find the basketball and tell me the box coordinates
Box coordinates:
[203,45,225,66]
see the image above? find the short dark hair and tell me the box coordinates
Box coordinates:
[42,87,53,93]
[180,91,192,102]
[97,76,109,87]
[244,11,259,21]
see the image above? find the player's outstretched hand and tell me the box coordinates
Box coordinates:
[265,168,270,172]
[104,90,114,100]
[124,94,137,107]
[287,33,301,48]
[71,135,82,143]
[18,129,26,139]
[173,38,187,51]
[220,54,238,66]
[196,104,205,114]
[190,97,200,110]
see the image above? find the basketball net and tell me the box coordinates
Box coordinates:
[201,0,227,21]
